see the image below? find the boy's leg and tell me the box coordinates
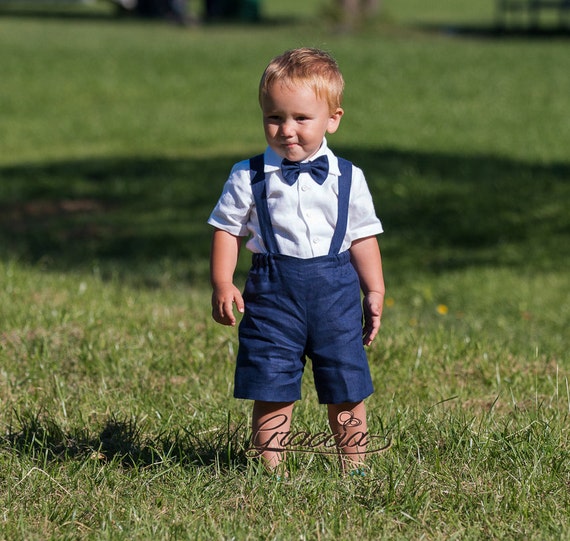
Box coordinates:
[251,400,295,471]
[327,400,367,471]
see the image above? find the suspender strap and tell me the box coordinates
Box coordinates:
[249,154,353,256]
[249,154,279,254]
[328,157,353,256]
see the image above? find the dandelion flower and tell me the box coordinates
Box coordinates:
[436,304,449,315]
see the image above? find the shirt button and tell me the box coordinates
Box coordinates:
[312,238,320,244]
[301,185,309,192]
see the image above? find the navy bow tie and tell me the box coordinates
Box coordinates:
[281,155,329,186]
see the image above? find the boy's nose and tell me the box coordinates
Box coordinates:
[279,120,295,137]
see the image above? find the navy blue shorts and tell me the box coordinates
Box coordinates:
[234,251,374,405]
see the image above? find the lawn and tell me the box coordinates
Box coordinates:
[0,0,569,539]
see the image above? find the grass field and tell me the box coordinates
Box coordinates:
[1,0,569,539]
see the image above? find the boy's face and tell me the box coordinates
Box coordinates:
[261,82,343,162]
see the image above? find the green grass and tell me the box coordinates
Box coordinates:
[1,0,569,539]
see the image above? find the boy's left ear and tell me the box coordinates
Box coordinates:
[327,107,344,134]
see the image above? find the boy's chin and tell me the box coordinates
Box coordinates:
[276,147,317,163]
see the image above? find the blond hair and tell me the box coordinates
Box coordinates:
[259,48,344,112]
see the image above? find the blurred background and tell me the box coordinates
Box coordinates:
[0,0,568,286]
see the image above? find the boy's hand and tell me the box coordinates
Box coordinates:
[362,291,384,346]
[212,283,244,326]
[348,236,384,346]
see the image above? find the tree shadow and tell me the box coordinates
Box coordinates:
[3,409,250,469]
[337,146,569,273]
[0,1,119,21]
[416,22,570,40]
[0,154,236,284]
[0,149,568,283]
[0,2,303,26]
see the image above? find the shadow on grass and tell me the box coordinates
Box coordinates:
[417,23,570,40]
[3,409,250,470]
[0,3,303,27]
[0,154,235,285]
[0,2,119,21]
[0,148,568,283]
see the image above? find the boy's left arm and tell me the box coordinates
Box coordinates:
[349,236,385,346]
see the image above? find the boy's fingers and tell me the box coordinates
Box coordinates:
[213,300,234,326]
[211,287,244,326]
[362,310,381,345]
[234,293,245,314]
[223,300,236,325]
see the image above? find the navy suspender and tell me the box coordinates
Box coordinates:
[328,157,352,256]
[249,154,280,254]
[249,154,353,256]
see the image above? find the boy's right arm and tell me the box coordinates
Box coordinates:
[210,228,245,326]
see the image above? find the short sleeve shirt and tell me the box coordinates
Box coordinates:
[208,139,383,258]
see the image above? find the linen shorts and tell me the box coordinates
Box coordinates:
[234,251,374,405]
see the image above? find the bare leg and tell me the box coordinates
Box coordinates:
[251,401,295,471]
[327,401,368,472]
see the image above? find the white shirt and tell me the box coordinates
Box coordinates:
[208,139,383,258]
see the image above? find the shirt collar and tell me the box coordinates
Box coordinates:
[263,138,340,177]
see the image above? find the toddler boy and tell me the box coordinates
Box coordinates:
[208,47,385,472]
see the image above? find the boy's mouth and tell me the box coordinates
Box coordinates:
[283,141,301,150]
